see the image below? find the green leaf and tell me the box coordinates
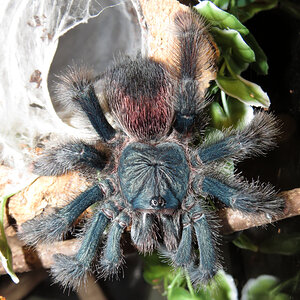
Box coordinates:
[244,33,269,75]
[225,96,254,127]
[206,82,220,96]
[210,102,228,129]
[216,74,270,107]
[169,287,201,300]
[0,193,19,284]
[0,239,19,284]
[210,96,253,129]
[211,27,255,64]
[195,271,238,300]
[210,0,230,10]
[238,0,278,22]
[143,263,172,286]
[195,1,249,35]
[259,233,300,255]
[233,233,259,252]
[223,51,250,75]
[241,275,290,300]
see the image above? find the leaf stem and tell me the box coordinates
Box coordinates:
[0,193,15,243]
[221,91,230,117]
[185,272,196,298]
[167,271,182,297]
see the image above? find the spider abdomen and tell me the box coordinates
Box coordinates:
[118,142,190,211]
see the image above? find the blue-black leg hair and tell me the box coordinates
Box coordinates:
[33,141,109,176]
[197,112,279,163]
[19,179,113,246]
[168,213,194,267]
[187,203,220,284]
[55,66,116,141]
[168,196,196,267]
[131,212,159,253]
[99,211,131,278]
[171,10,218,133]
[161,202,219,284]
[200,174,284,217]
[51,200,121,290]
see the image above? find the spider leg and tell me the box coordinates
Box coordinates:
[171,213,194,267]
[165,202,218,284]
[19,180,114,246]
[187,203,220,284]
[197,112,279,163]
[200,175,284,216]
[171,11,217,134]
[56,66,116,141]
[51,200,120,290]
[100,210,131,278]
[187,203,219,283]
[33,141,109,176]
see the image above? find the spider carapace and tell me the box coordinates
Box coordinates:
[119,142,190,211]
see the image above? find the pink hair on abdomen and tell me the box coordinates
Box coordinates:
[112,86,173,140]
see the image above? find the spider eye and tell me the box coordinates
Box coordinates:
[150,198,159,207]
[150,197,166,208]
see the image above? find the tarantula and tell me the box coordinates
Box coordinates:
[19,10,283,289]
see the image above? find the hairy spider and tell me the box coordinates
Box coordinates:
[19,10,283,289]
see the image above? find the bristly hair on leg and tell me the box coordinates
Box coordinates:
[18,210,69,246]
[54,65,95,112]
[168,9,218,134]
[98,212,130,279]
[54,65,116,141]
[171,10,218,84]
[18,184,106,246]
[198,112,281,163]
[33,140,109,176]
[51,253,88,291]
[201,173,285,218]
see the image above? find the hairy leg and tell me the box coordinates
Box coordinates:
[162,200,218,285]
[51,200,121,290]
[56,66,116,141]
[172,213,194,267]
[19,184,107,245]
[33,141,109,176]
[171,10,218,133]
[99,210,131,278]
[201,174,284,216]
[19,179,114,245]
[197,112,279,163]
[187,203,219,283]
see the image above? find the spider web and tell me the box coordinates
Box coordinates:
[0,0,128,169]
